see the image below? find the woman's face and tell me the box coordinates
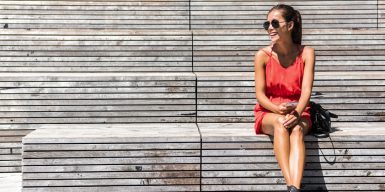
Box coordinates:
[266,10,292,44]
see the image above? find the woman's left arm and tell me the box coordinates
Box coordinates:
[295,46,315,115]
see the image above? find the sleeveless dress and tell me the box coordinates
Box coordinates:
[254,45,312,134]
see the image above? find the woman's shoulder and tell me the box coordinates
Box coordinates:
[301,45,315,56]
[255,46,272,59]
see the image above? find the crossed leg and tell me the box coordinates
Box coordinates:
[260,112,311,188]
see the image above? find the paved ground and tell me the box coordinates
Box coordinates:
[0,173,21,192]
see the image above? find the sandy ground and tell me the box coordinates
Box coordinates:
[0,173,21,192]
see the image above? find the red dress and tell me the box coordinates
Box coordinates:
[254,45,312,134]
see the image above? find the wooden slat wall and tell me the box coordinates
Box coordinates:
[193,29,385,72]
[22,124,201,192]
[197,72,385,123]
[0,29,192,73]
[0,73,196,124]
[0,0,189,29]
[191,0,378,29]
[379,0,385,28]
[199,122,385,191]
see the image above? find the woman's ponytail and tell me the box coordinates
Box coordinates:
[292,10,302,45]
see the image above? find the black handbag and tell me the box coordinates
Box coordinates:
[309,101,338,138]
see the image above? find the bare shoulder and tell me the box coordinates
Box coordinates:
[254,46,271,64]
[302,46,315,57]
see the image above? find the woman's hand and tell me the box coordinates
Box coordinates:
[281,110,300,129]
[277,102,296,115]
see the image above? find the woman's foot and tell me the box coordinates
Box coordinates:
[288,185,301,192]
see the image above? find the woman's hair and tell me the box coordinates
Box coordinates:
[268,4,302,45]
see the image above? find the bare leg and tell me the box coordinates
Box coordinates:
[289,118,311,189]
[261,113,292,186]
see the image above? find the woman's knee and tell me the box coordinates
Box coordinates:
[273,115,288,135]
[290,125,304,139]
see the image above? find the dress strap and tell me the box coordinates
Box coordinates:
[261,48,272,57]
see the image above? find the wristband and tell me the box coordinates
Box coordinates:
[290,110,300,118]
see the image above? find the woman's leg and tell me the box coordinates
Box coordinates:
[289,118,311,189]
[261,113,292,185]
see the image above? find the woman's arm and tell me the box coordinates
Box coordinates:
[294,46,315,115]
[282,46,315,128]
[254,49,281,114]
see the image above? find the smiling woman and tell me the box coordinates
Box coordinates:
[253,4,315,192]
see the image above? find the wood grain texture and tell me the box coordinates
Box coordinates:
[196,72,385,123]
[199,122,385,191]
[0,1,189,29]
[22,124,201,191]
[0,29,192,73]
[193,29,385,72]
[379,0,385,28]
[0,73,196,124]
[191,0,378,29]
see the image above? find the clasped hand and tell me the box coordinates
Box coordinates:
[277,103,299,129]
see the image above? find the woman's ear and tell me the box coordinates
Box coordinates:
[288,21,294,31]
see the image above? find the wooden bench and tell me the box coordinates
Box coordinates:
[0,1,190,29]
[192,29,385,72]
[196,72,385,123]
[20,122,385,191]
[199,122,385,191]
[0,28,194,173]
[0,29,192,72]
[0,1,383,191]
[22,124,201,192]
[0,72,196,173]
[379,0,385,28]
[191,0,379,29]
[0,128,33,172]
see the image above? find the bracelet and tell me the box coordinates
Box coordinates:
[290,110,300,118]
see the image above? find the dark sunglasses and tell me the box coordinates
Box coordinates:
[263,19,286,30]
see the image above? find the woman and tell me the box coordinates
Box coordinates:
[253,4,315,192]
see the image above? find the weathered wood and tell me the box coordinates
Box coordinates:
[22,124,200,143]
[0,29,192,72]
[202,183,385,191]
[22,124,201,191]
[23,172,200,180]
[0,1,189,29]
[22,186,200,192]
[192,29,385,72]
[23,150,200,158]
[379,1,385,26]
[199,122,385,191]
[23,164,200,173]
[0,73,196,125]
[22,178,200,187]
[196,72,385,123]
[191,1,377,29]
[23,143,200,151]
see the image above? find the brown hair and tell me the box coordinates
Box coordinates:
[268,4,302,45]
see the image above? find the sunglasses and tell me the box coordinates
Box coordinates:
[263,19,286,30]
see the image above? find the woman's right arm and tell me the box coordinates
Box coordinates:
[254,50,282,114]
